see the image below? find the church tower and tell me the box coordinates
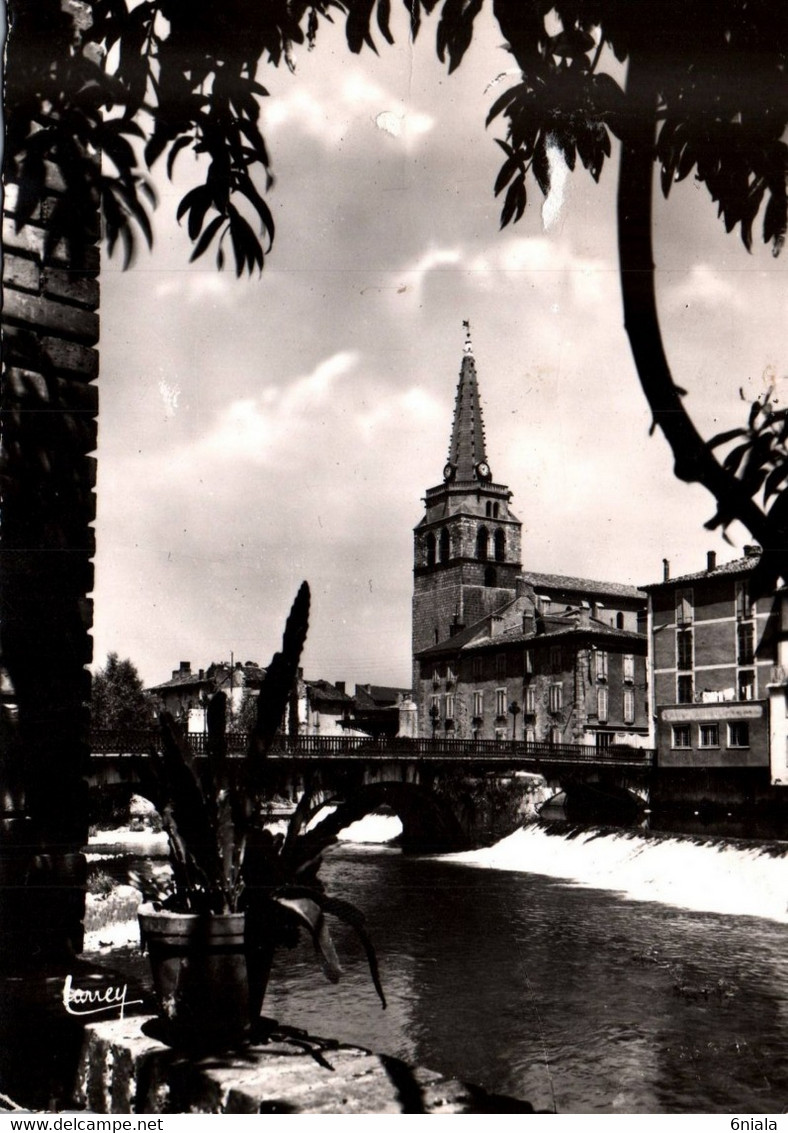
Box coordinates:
[412,325,523,661]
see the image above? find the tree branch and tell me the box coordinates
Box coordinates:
[616,53,786,567]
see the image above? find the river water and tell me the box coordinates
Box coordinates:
[90,820,788,1114]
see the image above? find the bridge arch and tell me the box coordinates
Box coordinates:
[306,780,471,855]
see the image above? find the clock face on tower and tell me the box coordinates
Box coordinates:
[443,462,455,481]
[476,461,491,481]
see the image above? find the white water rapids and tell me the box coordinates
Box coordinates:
[339,813,788,924]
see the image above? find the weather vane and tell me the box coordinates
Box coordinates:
[463,319,473,354]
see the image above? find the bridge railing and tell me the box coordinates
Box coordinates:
[90,730,654,767]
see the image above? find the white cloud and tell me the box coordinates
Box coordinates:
[263,68,434,149]
[661,263,746,312]
[200,351,357,464]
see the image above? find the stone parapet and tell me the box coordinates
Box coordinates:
[72,1016,532,1114]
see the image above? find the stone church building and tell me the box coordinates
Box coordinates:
[412,329,649,747]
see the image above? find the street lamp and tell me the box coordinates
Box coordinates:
[508,699,521,741]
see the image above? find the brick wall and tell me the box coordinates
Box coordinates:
[1,157,99,958]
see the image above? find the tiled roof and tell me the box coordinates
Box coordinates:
[495,620,645,646]
[305,679,353,704]
[520,570,646,602]
[354,684,411,707]
[416,605,644,659]
[147,673,212,693]
[147,661,266,694]
[641,553,760,591]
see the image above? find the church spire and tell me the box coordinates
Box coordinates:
[445,320,489,484]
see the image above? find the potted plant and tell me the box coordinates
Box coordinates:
[137,582,385,1048]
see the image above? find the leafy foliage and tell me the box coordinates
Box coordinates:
[479,1,787,257]
[4,0,409,275]
[92,651,152,730]
[138,582,385,1008]
[6,1,787,576]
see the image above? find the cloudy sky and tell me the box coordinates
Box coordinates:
[93,8,786,690]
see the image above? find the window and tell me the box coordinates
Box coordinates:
[699,723,720,748]
[524,648,533,674]
[439,527,450,563]
[597,687,609,722]
[473,656,483,680]
[550,726,561,745]
[736,580,751,620]
[737,622,755,666]
[676,588,694,625]
[623,688,635,724]
[595,732,612,750]
[737,669,755,701]
[550,646,562,673]
[485,501,492,517]
[549,683,563,713]
[476,527,489,561]
[472,690,484,717]
[596,651,608,680]
[525,725,536,744]
[677,628,693,671]
[484,565,497,588]
[494,528,505,562]
[445,694,455,720]
[728,721,750,748]
[616,612,625,630]
[496,688,507,716]
[493,502,500,519]
[432,665,441,684]
[677,674,694,704]
[525,686,536,714]
[672,724,691,748]
[623,654,635,683]
[446,663,456,683]
[425,532,436,567]
[496,653,507,679]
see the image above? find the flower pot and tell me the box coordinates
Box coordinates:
[138,903,253,1048]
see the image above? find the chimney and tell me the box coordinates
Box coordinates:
[744,544,762,558]
[663,558,670,582]
[335,681,345,694]
[707,550,717,572]
[179,661,190,672]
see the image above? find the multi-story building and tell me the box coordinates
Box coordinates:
[416,591,648,746]
[412,326,648,742]
[642,547,788,804]
[147,659,266,731]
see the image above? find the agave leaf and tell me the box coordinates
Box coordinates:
[159,713,225,898]
[273,894,342,983]
[248,581,311,782]
[320,895,387,1009]
[205,690,229,791]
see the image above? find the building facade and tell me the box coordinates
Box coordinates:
[147,660,266,732]
[416,592,648,746]
[643,547,788,801]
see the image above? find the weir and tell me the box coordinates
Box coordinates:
[445,821,788,924]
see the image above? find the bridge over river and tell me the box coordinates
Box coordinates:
[90,732,655,851]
